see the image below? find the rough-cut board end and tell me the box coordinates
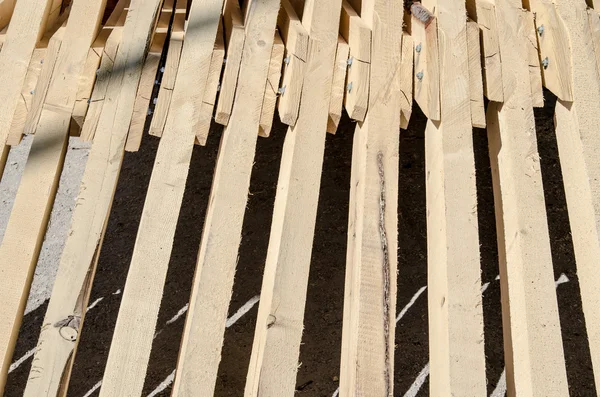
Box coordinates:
[411,3,434,26]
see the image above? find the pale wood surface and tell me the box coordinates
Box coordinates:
[423,1,486,395]
[339,0,402,395]
[98,0,223,395]
[552,0,600,391]
[523,10,544,107]
[399,32,413,129]
[327,35,349,134]
[244,1,341,396]
[488,0,569,394]
[23,1,163,395]
[171,1,279,395]
[588,8,600,79]
[466,19,485,128]
[215,0,245,126]
[259,30,285,137]
[411,10,440,120]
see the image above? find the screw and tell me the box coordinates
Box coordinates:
[153,97,158,105]
[347,57,353,66]
[30,90,35,95]
[160,66,165,73]
[217,83,221,92]
[147,108,153,116]
[347,82,353,93]
[87,98,91,104]
[278,85,286,95]
[155,79,159,85]
[416,71,424,81]
[284,56,291,65]
[40,59,44,64]
[416,43,422,53]
[537,25,545,36]
[223,58,227,64]
[542,57,549,69]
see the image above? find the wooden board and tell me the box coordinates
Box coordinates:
[0,0,16,30]
[422,1,486,394]
[466,19,485,128]
[214,0,245,126]
[169,1,280,395]
[97,0,223,395]
[339,0,402,394]
[465,0,504,102]
[327,35,349,134]
[399,32,413,130]
[410,6,440,121]
[276,0,308,126]
[0,0,56,146]
[589,8,600,79]
[488,0,569,394]
[340,0,370,121]
[244,1,342,395]
[259,30,285,137]
[523,10,544,107]
[0,0,107,392]
[552,0,600,391]
[194,19,225,146]
[22,0,163,395]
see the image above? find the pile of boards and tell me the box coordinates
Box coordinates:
[0,0,599,395]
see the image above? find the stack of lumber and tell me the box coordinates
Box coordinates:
[0,0,599,395]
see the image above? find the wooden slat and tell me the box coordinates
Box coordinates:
[244,1,341,395]
[0,0,106,393]
[551,0,600,391]
[194,19,225,145]
[22,1,163,395]
[340,0,370,121]
[529,0,573,101]
[588,8,600,79]
[259,30,285,137]
[327,35,349,134]
[465,0,503,102]
[339,0,402,394]
[0,0,15,30]
[410,4,440,121]
[399,32,413,130]
[0,0,57,146]
[422,1,486,394]
[466,19,485,128]
[214,0,245,126]
[98,0,223,395]
[80,6,128,141]
[523,10,544,107]
[148,0,186,137]
[276,0,308,126]
[170,0,280,394]
[487,0,569,394]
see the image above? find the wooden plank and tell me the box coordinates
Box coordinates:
[214,0,245,126]
[194,19,225,145]
[0,0,57,146]
[338,0,402,394]
[422,1,486,394]
[399,32,413,129]
[0,0,15,30]
[340,0,370,121]
[523,10,544,107]
[327,35,349,134]
[0,0,107,393]
[551,0,600,391]
[0,25,7,49]
[259,30,285,137]
[487,0,569,394]
[466,19,485,128]
[22,1,163,395]
[80,6,128,141]
[148,0,186,137]
[410,4,440,121]
[589,8,600,79]
[276,0,308,126]
[465,0,503,102]
[167,0,279,394]
[243,1,341,396]
[529,0,573,101]
[98,0,223,395]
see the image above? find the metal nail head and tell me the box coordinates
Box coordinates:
[416,71,424,81]
[542,57,549,69]
[537,25,545,36]
[416,43,422,53]
[347,82,353,93]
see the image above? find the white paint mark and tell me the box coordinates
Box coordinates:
[147,370,175,397]
[403,362,430,397]
[145,296,261,396]
[226,295,260,328]
[113,289,121,295]
[491,369,506,397]
[482,282,491,293]
[332,388,339,397]
[86,297,104,312]
[396,286,427,323]
[495,275,500,281]
[8,347,37,373]
[165,303,188,325]
[490,273,569,397]
[82,380,102,397]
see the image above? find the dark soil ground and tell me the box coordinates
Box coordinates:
[5,91,599,396]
